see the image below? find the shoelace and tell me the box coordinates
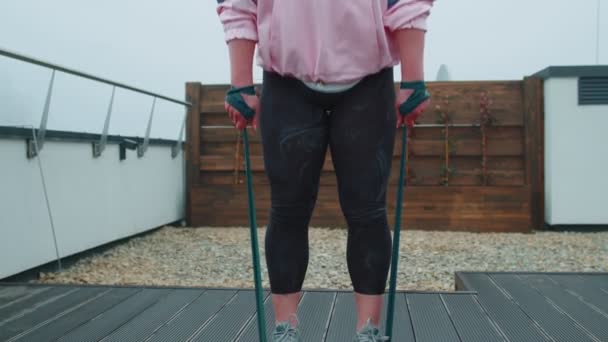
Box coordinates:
[273,314,300,341]
[355,319,389,342]
[355,331,389,342]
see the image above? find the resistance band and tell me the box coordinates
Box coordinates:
[243,128,267,342]
[385,125,408,340]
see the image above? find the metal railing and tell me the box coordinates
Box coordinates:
[0,47,191,159]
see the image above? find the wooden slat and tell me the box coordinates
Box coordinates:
[199,169,524,188]
[201,141,263,156]
[198,85,234,113]
[197,127,532,150]
[190,185,530,232]
[200,127,261,143]
[200,155,525,187]
[408,139,522,157]
[199,81,524,126]
[523,77,545,230]
[407,156,524,186]
[405,126,522,140]
[200,155,335,172]
[421,81,524,126]
[201,126,524,157]
[202,115,525,131]
[201,112,235,126]
[395,126,524,158]
[186,83,202,225]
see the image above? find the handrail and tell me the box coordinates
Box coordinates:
[1,46,190,159]
[0,47,191,107]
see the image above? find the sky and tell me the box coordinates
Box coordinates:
[0,0,606,139]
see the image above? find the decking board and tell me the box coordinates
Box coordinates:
[2,272,607,341]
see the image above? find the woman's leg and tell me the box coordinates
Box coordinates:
[259,71,330,323]
[328,68,397,330]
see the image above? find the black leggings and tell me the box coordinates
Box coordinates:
[259,68,396,295]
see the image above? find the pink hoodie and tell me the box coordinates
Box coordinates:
[217,0,434,84]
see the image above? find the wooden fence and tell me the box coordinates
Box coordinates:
[186,78,544,232]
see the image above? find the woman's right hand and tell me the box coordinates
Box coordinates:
[224,89,260,130]
[225,38,258,130]
[395,81,430,128]
[395,88,429,128]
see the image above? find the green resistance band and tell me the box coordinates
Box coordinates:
[227,85,265,340]
[398,81,430,116]
[385,125,408,340]
[386,80,428,339]
[226,85,257,120]
[243,128,267,342]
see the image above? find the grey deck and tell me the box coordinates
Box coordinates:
[456,272,608,342]
[0,272,606,341]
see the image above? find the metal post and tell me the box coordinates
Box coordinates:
[92,86,116,157]
[172,112,186,159]
[138,97,156,158]
[27,69,56,158]
[30,126,62,271]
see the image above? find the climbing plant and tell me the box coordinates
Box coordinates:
[479,91,496,185]
[435,95,457,186]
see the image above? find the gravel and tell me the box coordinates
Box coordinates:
[37,227,608,291]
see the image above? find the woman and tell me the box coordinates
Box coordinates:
[217,0,433,340]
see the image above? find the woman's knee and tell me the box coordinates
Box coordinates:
[341,202,388,229]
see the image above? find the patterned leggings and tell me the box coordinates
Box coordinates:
[259,67,397,295]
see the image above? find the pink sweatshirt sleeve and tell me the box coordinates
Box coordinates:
[384,0,434,32]
[216,0,258,42]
